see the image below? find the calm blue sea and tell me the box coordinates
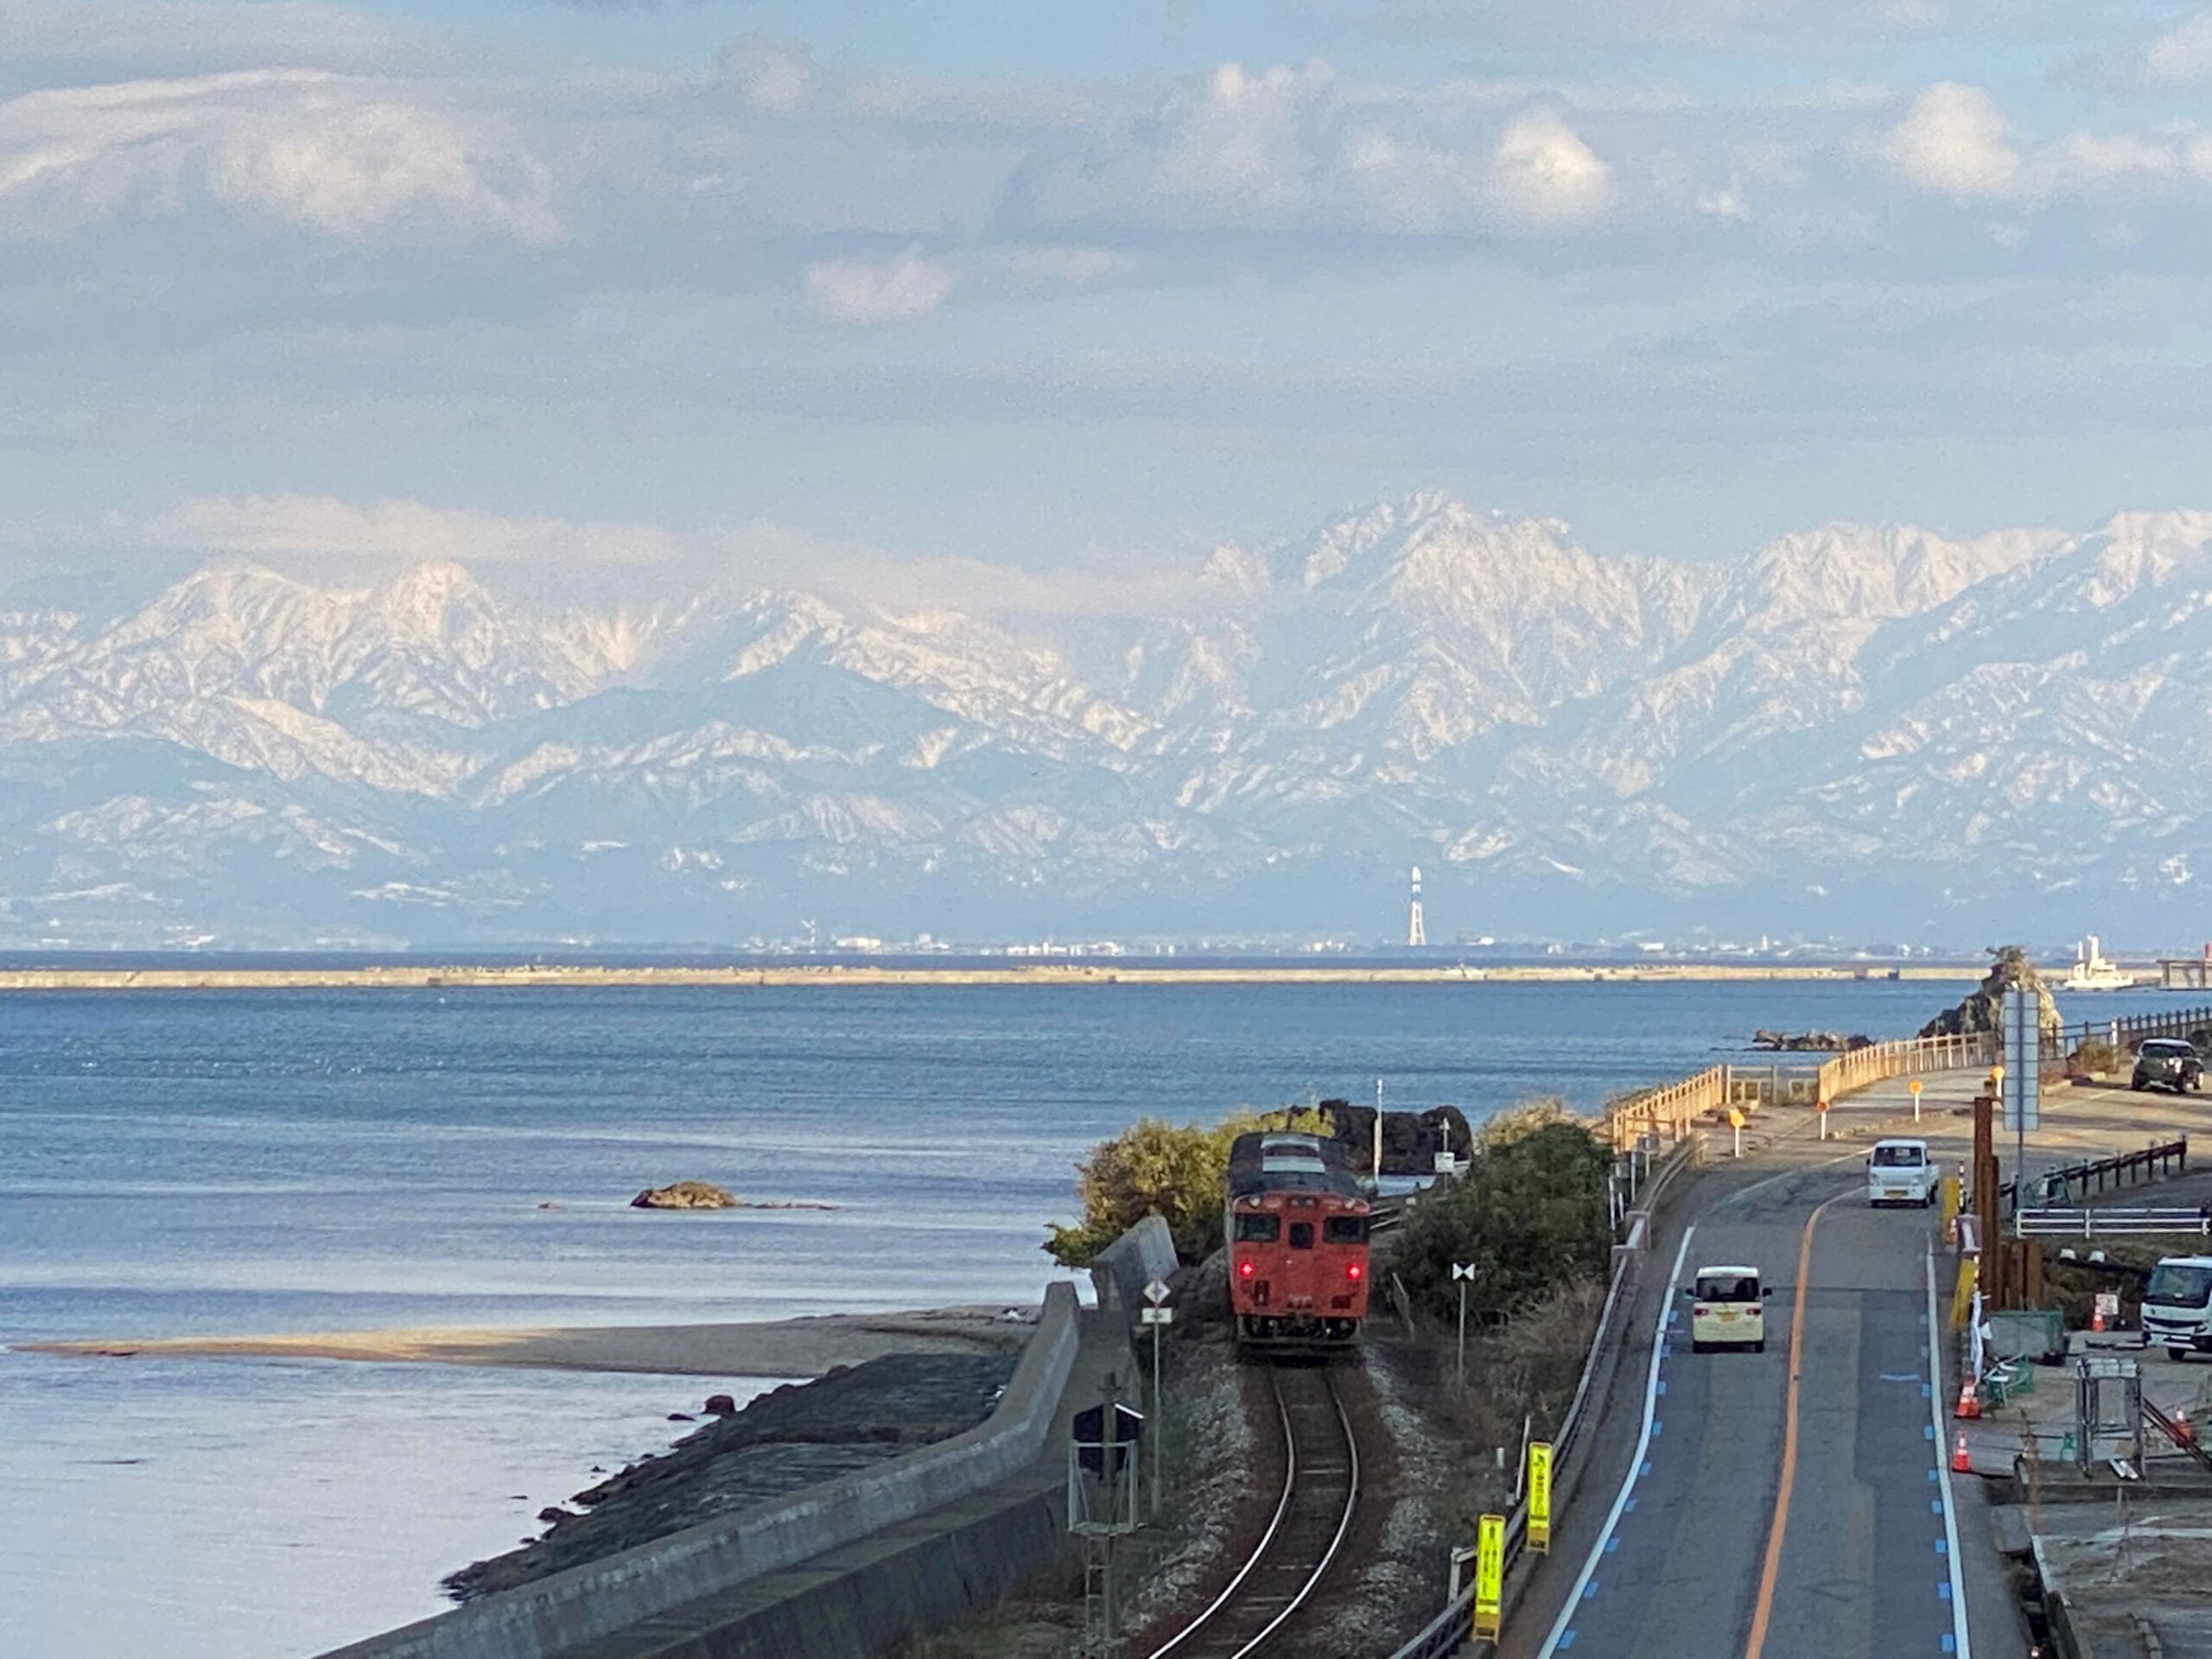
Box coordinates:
[0,980,2179,1657]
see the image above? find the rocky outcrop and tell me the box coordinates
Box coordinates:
[1751,1030,1872,1052]
[1918,945,2061,1039]
[1313,1102,1474,1175]
[630,1180,737,1210]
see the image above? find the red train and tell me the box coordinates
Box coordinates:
[1224,1131,1371,1351]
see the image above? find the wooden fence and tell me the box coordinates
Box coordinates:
[1814,1030,1998,1100]
[1606,1064,1727,1150]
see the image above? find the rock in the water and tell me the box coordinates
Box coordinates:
[1751,1030,1872,1052]
[1919,945,2061,1040]
[704,1395,737,1415]
[666,1412,695,1422]
[630,1180,737,1210]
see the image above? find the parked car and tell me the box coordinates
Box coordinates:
[1686,1264,1765,1354]
[2132,1038,2204,1094]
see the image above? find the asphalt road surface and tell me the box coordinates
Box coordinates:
[1515,1161,1975,1659]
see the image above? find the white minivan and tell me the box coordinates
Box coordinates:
[1688,1265,1766,1354]
[2143,1255,2212,1360]
[1866,1139,1937,1207]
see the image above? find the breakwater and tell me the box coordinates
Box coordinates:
[0,961,1982,991]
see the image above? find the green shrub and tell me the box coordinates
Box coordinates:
[1391,1099,1612,1325]
[1043,1108,1332,1267]
[2075,1039,2118,1074]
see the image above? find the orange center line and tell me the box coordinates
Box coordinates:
[1742,1192,1844,1659]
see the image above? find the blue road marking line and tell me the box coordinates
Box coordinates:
[1583,1581,1600,1600]
[1922,1382,1933,1398]
[1941,1636,1955,1653]
[1624,1497,1638,1513]
[1935,1539,1948,1556]
[1923,1424,1936,1440]
[1558,1634,1577,1650]
[1656,1380,1668,1396]
[1930,1498,1944,1514]
[1651,1420,1662,1436]
[1640,1460,1653,1477]
[1605,1537,1621,1554]
[1926,1468,1939,1482]
[1938,1581,1953,1601]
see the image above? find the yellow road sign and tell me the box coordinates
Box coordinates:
[1527,1442,1554,1553]
[1474,1512,1505,1640]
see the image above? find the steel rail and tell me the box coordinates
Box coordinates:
[1144,1368,1360,1659]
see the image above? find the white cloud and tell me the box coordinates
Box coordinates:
[718,33,815,114]
[155,495,690,567]
[1879,82,2019,199]
[0,69,560,239]
[1156,60,1331,211]
[804,246,958,323]
[2144,10,2212,86]
[140,493,1217,619]
[1488,110,1614,225]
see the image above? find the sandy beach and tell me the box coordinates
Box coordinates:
[17,1306,1039,1378]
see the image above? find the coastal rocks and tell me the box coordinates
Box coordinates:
[626,1183,838,1211]
[630,1180,736,1210]
[1311,1103,1473,1175]
[1751,1030,1872,1052]
[704,1394,737,1415]
[442,1353,1018,1603]
[1919,944,2061,1040]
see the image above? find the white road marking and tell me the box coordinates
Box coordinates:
[1924,1247,1973,1657]
[1713,1147,1866,1212]
[1535,1223,1695,1659]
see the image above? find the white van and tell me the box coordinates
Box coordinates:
[1866,1139,1937,1207]
[2143,1255,2212,1359]
[1687,1265,1766,1354]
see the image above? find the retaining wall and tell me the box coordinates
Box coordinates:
[1089,1213,1179,1325]
[321,1281,1081,1659]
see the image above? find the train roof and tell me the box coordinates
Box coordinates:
[1225,1130,1366,1201]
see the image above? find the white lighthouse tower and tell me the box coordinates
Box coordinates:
[1407,865,1427,948]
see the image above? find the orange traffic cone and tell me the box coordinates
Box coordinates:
[1952,1432,1972,1474]
[2092,1303,2107,1333]
[1954,1378,1981,1421]
[2177,1407,2195,1446]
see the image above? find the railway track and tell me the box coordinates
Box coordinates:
[1142,1363,1361,1659]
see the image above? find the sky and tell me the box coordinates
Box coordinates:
[4,0,2212,608]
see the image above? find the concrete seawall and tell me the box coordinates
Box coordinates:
[321,1282,1081,1659]
[1089,1213,1179,1328]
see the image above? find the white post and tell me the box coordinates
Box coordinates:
[1150,1319,1163,1520]
[1457,1279,1469,1395]
[1733,1122,1743,1160]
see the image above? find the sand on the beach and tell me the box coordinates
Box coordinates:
[16,1306,1040,1378]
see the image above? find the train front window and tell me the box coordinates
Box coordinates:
[1235,1213,1281,1243]
[1288,1221,1314,1249]
[1324,1217,1367,1244]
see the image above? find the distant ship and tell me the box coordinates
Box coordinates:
[2062,934,2133,992]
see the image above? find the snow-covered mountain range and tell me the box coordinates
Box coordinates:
[3,494,2205,947]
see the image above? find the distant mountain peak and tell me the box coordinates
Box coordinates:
[2,495,2209,944]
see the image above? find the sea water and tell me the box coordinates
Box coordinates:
[0,979,2172,1656]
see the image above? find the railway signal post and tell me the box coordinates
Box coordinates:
[1452,1262,1476,1395]
[1141,1278,1173,1519]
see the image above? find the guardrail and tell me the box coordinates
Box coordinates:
[1606,1065,1726,1151]
[1997,1138,2188,1217]
[1383,1135,1699,1659]
[2016,1207,2212,1237]
[1814,1030,1996,1100]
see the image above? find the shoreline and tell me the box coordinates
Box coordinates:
[14,1306,1039,1379]
[0,962,1992,991]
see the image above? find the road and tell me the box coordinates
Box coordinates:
[1492,1065,2202,1659]
[1503,1159,1987,1659]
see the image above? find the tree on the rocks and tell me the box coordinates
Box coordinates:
[1918,944,2061,1039]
